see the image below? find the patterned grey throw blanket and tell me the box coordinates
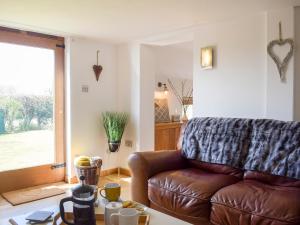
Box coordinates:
[182,117,300,179]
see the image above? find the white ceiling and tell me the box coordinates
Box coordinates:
[0,0,299,43]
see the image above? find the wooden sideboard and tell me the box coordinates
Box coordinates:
[155,122,183,151]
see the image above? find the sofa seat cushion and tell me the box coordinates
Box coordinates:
[244,170,300,188]
[211,180,300,225]
[148,168,240,220]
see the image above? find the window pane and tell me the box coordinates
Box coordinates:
[0,42,54,171]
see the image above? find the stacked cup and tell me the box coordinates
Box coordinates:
[105,202,139,225]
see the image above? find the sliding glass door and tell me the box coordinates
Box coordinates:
[0,28,65,193]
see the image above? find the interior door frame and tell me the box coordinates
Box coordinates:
[0,27,65,193]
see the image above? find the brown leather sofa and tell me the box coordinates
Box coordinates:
[128,123,300,225]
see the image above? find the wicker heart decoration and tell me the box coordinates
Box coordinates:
[93,50,103,82]
[267,38,294,81]
[93,65,103,81]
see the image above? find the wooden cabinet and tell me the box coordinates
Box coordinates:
[155,122,182,151]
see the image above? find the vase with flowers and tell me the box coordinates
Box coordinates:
[167,79,193,122]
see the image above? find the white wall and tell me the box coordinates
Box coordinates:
[193,7,298,121]
[66,37,119,178]
[193,14,266,118]
[66,40,156,172]
[116,43,141,168]
[294,7,300,121]
[116,43,156,168]
[266,8,295,120]
[155,43,193,79]
[139,45,155,151]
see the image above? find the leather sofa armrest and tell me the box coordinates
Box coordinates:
[128,150,187,206]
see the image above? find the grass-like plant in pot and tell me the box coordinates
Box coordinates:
[102,112,129,152]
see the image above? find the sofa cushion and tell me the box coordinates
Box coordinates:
[244,170,300,188]
[189,160,243,178]
[148,168,240,220]
[211,180,300,225]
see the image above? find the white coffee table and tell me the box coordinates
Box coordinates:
[145,207,191,225]
[8,201,191,225]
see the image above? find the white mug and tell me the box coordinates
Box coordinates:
[105,202,123,225]
[110,208,139,225]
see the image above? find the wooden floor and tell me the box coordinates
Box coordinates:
[0,174,131,223]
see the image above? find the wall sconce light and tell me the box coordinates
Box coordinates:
[201,47,213,69]
[158,82,168,95]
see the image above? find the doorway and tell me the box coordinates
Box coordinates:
[0,27,65,193]
[153,41,193,151]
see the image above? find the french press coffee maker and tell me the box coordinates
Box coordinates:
[59,176,96,225]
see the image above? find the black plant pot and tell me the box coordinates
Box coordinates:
[108,141,121,152]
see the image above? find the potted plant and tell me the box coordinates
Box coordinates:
[102,111,129,152]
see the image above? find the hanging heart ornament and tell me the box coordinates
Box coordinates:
[93,65,103,81]
[267,38,294,81]
[93,50,103,82]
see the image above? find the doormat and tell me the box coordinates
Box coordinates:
[1,182,65,206]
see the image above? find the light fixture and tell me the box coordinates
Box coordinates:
[201,47,213,69]
[158,82,168,95]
